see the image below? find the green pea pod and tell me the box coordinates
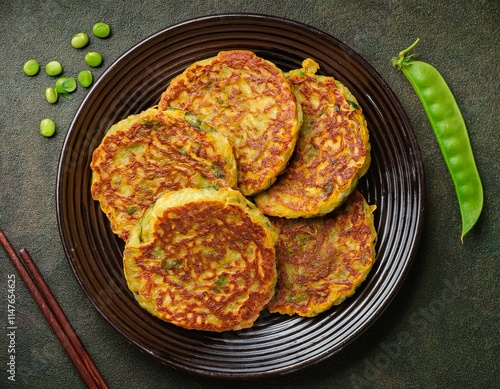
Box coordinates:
[392,38,483,242]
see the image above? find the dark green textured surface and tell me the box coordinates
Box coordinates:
[0,1,498,388]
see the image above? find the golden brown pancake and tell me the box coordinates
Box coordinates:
[158,50,302,196]
[254,58,370,218]
[90,107,237,241]
[266,190,377,317]
[123,187,278,332]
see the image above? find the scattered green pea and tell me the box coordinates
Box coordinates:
[392,38,483,241]
[45,61,63,76]
[45,87,58,104]
[77,70,93,87]
[40,118,56,137]
[85,51,103,67]
[55,77,77,96]
[92,22,111,38]
[71,32,89,49]
[23,59,40,76]
[25,23,114,140]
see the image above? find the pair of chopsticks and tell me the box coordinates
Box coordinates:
[0,228,109,389]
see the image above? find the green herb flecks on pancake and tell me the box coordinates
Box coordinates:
[90,107,237,241]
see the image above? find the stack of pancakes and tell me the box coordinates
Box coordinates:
[90,51,377,332]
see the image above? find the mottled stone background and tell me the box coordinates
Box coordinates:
[0,1,498,388]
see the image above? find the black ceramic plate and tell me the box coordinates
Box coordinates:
[57,14,424,379]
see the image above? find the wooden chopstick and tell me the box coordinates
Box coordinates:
[0,229,109,389]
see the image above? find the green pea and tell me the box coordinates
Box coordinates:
[45,61,63,76]
[23,59,40,76]
[92,22,111,38]
[85,51,103,67]
[392,39,483,241]
[55,77,77,95]
[77,70,93,87]
[71,32,89,49]
[40,118,56,137]
[45,87,58,104]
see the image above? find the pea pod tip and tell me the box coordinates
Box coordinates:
[391,38,421,69]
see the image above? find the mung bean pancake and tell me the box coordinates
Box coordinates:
[123,187,278,332]
[158,50,302,196]
[90,107,237,241]
[254,58,370,218]
[267,190,377,317]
